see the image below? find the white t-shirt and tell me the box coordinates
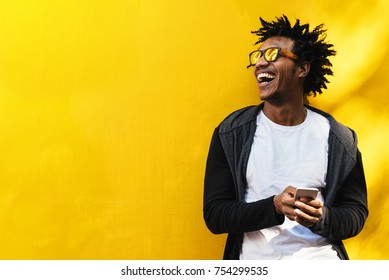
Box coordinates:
[240,108,339,260]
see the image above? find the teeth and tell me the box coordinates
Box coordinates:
[257,72,276,81]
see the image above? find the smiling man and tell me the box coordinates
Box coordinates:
[203,15,368,260]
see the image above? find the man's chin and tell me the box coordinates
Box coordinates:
[258,91,272,101]
[259,90,281,103]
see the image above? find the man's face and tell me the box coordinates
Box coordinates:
[253,36,300,103]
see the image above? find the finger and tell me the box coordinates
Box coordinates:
[300,197,323,208]
[285,213,297,221]
[281,194,296,208]
[285,186,297,196]
[294,208,319,223]
[295,201,322,217]
[294,216,317,227]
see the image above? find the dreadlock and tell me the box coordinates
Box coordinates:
[251,15,336,96]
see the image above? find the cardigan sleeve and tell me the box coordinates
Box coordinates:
[310,150,368,240]
[203,127,284,234]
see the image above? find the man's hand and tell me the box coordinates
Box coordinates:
[294,197,323,227]
[274,186,324,227]
[273,186,297,221]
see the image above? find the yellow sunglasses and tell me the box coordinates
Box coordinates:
[247,47,299,68]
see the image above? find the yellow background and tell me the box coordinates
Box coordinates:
[0,0,387,259]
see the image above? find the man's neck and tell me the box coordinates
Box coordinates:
[262,102,307,126]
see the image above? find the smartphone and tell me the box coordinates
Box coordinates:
[295,187,319,200]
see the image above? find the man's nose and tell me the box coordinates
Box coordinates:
[255,56,269,68]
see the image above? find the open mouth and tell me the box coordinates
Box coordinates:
[257,72,275,85]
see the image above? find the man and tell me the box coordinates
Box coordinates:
[203,15,368,260]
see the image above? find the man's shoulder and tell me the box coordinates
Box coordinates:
[307,105,354,131]
[218,104,262,134]
[307,105,357,150]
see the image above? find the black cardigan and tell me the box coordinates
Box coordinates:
[203,104,368,259]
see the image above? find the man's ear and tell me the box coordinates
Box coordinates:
[297,61,310,78]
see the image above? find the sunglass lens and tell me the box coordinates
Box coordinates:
[264,48,279,62]
[251,51,262,65]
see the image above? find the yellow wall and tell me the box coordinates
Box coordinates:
[0,0,387,259]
